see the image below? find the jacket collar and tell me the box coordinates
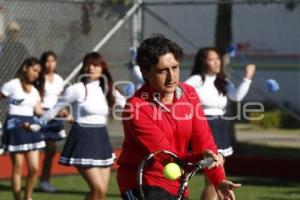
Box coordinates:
[137,83,184,112]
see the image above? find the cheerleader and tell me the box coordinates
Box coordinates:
[128,47,144,91]
[35,51,65,192]
[42,52,126,200]
[185,47,255,200]
[124,47,144,96]
[1,57,45,200]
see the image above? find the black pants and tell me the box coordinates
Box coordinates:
[121,185,188,200]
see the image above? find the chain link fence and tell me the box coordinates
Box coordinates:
[0,0,135,120]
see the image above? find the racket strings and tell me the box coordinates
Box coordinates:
[138,151,203,200]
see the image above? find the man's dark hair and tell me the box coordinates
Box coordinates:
[136,34,184,71]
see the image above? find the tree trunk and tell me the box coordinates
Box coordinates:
[215,0,232,56]
[215,0,237,148]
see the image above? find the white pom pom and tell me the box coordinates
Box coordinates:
[29,124,41,132]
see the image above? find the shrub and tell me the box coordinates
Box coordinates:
[249,111,300,129]
[250,111,281,129]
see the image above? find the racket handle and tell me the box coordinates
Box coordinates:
[198,157,214,169]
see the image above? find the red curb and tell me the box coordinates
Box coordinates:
[1,150,299,180]
[0,149,122,179]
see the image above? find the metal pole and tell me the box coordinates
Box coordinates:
[63,2,142,85]
[143,0,290,6]
[132,0,143,47]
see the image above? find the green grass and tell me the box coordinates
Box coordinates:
[1,172,300,200]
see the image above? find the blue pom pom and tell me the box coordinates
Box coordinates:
[227,44,237,58]
[130,47,137,61]
[124,83,134,96]
[266,79,279,93]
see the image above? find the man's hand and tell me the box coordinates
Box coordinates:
[216,180,241,200]
[203,149,224,169]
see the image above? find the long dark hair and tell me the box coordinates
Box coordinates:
[78,52,115,112]
[35,51,58,100]
[191,47,227,95]
[15,57,42,91]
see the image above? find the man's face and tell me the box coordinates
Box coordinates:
[143,53,180,95]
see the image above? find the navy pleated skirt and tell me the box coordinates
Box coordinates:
[206,116,233,157]
[41,120,66,141]
[59,122,115,168]
[2,115,45,153]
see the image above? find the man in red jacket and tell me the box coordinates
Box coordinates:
[117,35,241,200]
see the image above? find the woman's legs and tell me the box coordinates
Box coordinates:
[24,150,39,200]
[10,153,24,200]
[77,167,111,200]
[39,140,57,192]
[40,141,56,182]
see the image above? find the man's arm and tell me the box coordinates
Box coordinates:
[187,86,241,200]
[188,86,226,186]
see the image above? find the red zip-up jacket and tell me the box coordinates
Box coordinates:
[117,83,225,197]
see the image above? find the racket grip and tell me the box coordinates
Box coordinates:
[198,157,214,169]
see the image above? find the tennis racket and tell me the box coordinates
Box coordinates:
[137,150,214,200]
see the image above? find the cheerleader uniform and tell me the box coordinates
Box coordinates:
[185,74,252,157]
[43,80,126,167]
[1,78,45,152]
[41,73,66,141]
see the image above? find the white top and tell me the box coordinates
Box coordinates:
[42,80,126,125]
[185,74,252,116]
[42,73,64,109]
[1,78,41,116]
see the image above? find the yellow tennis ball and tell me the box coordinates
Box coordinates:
[163,163,182,180]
